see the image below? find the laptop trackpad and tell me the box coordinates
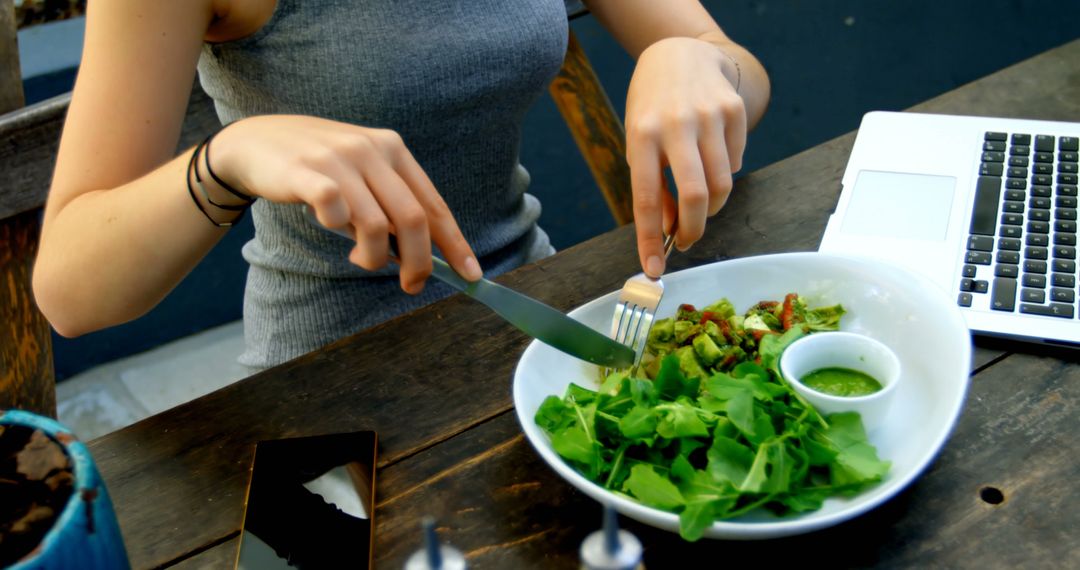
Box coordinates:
[840,170,956,241]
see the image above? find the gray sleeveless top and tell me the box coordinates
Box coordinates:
[197,0,569,370]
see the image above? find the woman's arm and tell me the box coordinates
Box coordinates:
[34,0,481,337]
[583,0,770,276]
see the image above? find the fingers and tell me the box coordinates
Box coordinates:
[394,150,483,282]
[627,131,668,278]
[363,158,433,295]
[698,112,733,217]
[663,129,710,251]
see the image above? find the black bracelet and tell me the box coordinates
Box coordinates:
[186,139,245,228]
[203,129,256,203]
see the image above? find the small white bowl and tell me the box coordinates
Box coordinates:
[780,331,901,433]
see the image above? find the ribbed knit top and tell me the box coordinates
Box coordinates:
[197,0,569,370]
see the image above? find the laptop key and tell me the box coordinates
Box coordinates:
[962,264,977,278]
[1035,152,1054,163]
[1062,151,1079,163]
[1052,273,1076,287]
[1031,185,1052,197]
[1056,220,1078,232]
[1009,156,1029,167]
[1002,213,1024,225]
[1006,179,1027,190]
[999,237,1022,250]
[991,278,1017,311]
[974,280,989,293]
[1021,303,1074,318]
[1051,288,1075,303]
[997,250,1021,264]
[983,151,1006,163]
[1057,196,1078,208]
[980,162,1003,176]
[985,131,1007,142]
[957,293,973,307]
[1034,163,1054,175]
[1000,225,1022,238]
[1053,245,1076,259]
[1059,185,1078,197]
[1004,189,1026,201]
[1056,208,1077,221]
[1026,246,1049,260]
[1053,259,1076,273]
[966,251,992,265]
[1010,133,1030,145]
[995,264,1019,278]
[1026,234,1048,247]
[1028,220,1050,233]
[968,235,994,251]
[1007,166,1028,178]
[1060,163,1079,174]
[1030,196,1051,209]
[983,140,1006,152]
[959,278,975,292]
[1003,202,1025,214]
[1060,174,1079,185]
[1023,273,1047,288]
[1053,233,1077,245]
[1061,136,1079,152]
[970,176,1001,235]
[1032,174,1053,186]
[1024,260,1048,274]
[1021,288,1046,303]
[1035,135,1056,152]
[1030,209,1051,221]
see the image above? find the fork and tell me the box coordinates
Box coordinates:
[603,221,679,378]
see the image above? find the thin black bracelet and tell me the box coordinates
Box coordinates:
[203,129,257,203]
[187,139,245,228]
[193,134,248,212]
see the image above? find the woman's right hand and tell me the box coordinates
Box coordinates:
[209,115,483,294]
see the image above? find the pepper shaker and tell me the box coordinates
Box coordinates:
[579,505,644,570]
[404,517,467,570]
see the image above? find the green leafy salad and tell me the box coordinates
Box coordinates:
[534,294,891,541]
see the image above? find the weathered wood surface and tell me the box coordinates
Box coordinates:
[89,39,1080,569]
[0,81,221,220]
[0,209,55,416]
[549,30,634,226]
[1,0,24,112]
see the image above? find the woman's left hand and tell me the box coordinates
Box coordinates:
[625,36,746,277]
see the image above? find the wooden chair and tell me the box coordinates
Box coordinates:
[0,3,633,418]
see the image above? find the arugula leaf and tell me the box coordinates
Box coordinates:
[654,354,700,401]
[723,389,755,438]
[624,464,685,510]
[619,406,658,440]
[655,399,710,439]
[706,435,754,487]
[817,412,891,486]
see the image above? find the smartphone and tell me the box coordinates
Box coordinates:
[235,431,378,570]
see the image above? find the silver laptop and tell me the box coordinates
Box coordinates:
[820,111,1080,347]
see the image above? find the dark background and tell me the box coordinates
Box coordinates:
[37,1,1080,380]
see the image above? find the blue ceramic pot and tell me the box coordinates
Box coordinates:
[1,410,130,570]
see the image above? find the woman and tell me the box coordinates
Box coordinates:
[33,0,769,371]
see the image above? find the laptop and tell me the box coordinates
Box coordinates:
[819,111,1080,348]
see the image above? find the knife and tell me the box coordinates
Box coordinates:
[303,207,636,368]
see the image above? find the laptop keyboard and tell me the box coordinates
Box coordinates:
[961,132,1080,317]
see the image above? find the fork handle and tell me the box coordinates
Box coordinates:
[662,215,679,259]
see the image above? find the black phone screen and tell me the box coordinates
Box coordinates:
[236,431,377,570]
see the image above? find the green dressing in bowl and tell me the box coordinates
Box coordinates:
[800,367,883,397]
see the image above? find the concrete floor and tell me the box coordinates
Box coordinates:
[56,321,248,440]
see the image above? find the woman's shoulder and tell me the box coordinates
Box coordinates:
[204,0,278,44]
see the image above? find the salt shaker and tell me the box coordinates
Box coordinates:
[579,505,644,570]
[404,517,467,570]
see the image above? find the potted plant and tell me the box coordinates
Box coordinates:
[1,409,129,569]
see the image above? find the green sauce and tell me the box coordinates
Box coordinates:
[800,367,882,397]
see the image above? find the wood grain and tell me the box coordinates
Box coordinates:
[549,30,634,226]
[0,209,56,416]
[0,0,23,112]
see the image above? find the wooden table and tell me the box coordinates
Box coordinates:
[89,39,1080,569]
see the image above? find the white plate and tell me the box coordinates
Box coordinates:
[513,252,972,540]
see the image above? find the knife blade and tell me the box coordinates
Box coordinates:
[304,208,635,368]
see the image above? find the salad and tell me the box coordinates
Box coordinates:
[535,293,891,541]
